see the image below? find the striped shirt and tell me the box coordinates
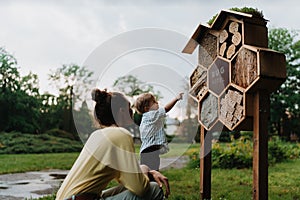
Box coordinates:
[139,107,167,153]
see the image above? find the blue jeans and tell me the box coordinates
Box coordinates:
[102,182,164,200]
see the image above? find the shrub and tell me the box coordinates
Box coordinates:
[268,137,289,164]
[187,136,300,169]
[44,128,76,140]
[218,132,231,143]
[187,151,200,169]
[207,7,264,25]
[286,143,300,159]
[0,132,83,154]
[217,137,253,169]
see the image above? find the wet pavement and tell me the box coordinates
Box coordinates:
[0,156,188,199]
[0,170,67,200]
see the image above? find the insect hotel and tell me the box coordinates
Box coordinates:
[183,9,286,200]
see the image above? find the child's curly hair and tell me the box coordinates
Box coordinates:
[134,93,156,114]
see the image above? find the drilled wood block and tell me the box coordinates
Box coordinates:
[219,88,244,129]
[232,117,238,124]
[227,104,235,113]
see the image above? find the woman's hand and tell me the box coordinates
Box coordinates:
[148,170,170,198]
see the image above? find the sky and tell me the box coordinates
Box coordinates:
[1,0,299,118]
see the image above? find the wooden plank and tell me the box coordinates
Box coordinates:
[253,90,269,200]
[244,23,268,48]
[200,126,212,199]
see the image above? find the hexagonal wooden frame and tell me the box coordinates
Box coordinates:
[185,10,286,131]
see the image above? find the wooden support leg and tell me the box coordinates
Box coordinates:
[200,126,212,200]
[253,90,269,200]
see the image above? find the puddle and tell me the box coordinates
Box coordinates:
[0,170,68,199]
[50,173,67,180]
[13,181,30,185]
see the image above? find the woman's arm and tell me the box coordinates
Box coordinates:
[140,164,151,174]
[140,165,170,198]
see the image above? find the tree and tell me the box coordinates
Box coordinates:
[49,64,94,109]
[112,75,162,99]
[268,28,300,139]
[0,48,20,93]
[112,75,163,140]
[0,47,41,133]
[38,93,62,132]
[48,64,94,137]
[73,100,95,142]
[113,74,163,126]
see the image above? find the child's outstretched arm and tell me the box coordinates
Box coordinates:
[165,92,184,113]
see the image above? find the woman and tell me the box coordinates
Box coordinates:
[56,88,170,200]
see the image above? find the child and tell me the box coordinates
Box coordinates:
[134,92,183,171]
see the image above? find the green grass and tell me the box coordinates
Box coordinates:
[1,145,300,199]
[165,160,300,199]
[0,153,79,174]
[0,143,196,174]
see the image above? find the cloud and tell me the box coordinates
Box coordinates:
[0,0,299,95]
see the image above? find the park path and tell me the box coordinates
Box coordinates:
[0,156,189,200]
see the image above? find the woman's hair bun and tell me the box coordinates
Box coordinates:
[91,88,109,104]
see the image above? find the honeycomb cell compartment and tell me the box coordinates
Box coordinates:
[199,33,218,69]
[231,48,258,89]
[190,65,206,87]
[218,20,242,60]
[219,87,245,130]
[199,93,218,129]
[208,58,230,95]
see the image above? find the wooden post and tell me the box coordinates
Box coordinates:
[253,90,269,200]
[200,126,212,199]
